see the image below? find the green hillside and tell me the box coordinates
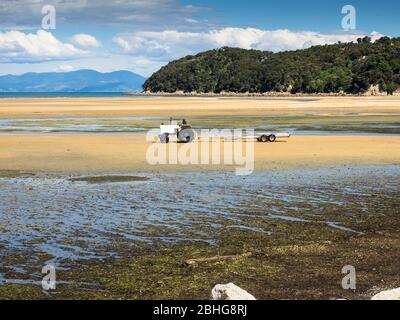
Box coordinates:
[144,36,400,95]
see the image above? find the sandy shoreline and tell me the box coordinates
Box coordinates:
[1,96,400,119]
[0,96,399,173]
[0,134,399,173]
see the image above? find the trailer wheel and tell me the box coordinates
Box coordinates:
[268,135,276,143]
[260,135,268,143]
[160,133,169,144]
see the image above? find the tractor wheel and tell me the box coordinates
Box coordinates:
[268,135,276,143]
[260,135,268,143]
[178,129,195,143]
[160,133,169,144]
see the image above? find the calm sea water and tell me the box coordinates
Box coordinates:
[0,92,126,98]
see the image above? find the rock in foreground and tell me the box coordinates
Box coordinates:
[211,283,256,300]
[371,288,400,300]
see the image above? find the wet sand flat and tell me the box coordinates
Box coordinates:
[0,166,399,299]
[1,96,400,119]
[0,134,399,173]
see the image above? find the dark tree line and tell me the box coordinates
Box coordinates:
[143,37,400,94]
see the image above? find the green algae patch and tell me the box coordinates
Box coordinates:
[69,175,149,184]
[0,285,44,300]
[50,218,400,300]
[1,215,399,300]
[0,170,34,178]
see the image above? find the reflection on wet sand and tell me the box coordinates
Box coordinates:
[0,165,399,285]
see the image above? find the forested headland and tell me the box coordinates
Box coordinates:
[143,37,400,95]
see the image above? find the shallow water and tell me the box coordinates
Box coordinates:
[0,117,151,133]
[0,117,399,135]
[0,166,399,282]
[0,92,127,98]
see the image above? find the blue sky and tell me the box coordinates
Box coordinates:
[183,0,400,36]
[0,0,398,77]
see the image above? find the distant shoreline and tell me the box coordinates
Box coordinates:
[126,91,399,98]
[1,91,398,99]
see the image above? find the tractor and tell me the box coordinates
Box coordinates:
[159,118,195,144]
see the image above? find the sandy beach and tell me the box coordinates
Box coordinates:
[1,96,400,119]
[0,96,400,173]
[0,134,399,173]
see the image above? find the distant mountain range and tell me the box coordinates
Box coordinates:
[0,70,146,92]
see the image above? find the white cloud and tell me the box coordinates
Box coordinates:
[113,27,384,61]
[113,35,170,57]
[253,29,383,52]
[56,64,75,72]
[0,30,88,62]
[70,34,102,49]
[185,18,199,24]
